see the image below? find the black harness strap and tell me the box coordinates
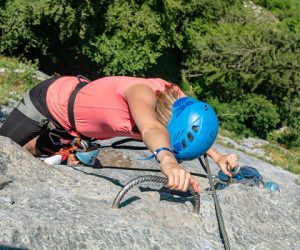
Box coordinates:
[67,75,91,132]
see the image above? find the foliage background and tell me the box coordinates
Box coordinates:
[0,0,299,148]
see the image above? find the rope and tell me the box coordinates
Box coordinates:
[112,175,200,214]
[199,155,231,250]
[99,166,208,179]
[101,138,147,150]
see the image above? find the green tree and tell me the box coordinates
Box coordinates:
[182,3,299,141]
[0,0,109,76]
[0,0,299,146]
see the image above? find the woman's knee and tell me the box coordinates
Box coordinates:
[23,136,41,156]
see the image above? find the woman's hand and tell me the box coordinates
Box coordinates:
[160,159,201,193]
[215,154,239,177]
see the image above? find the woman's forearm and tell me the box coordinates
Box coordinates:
[142,127,223,164]
[207,147,222,163]
[141,126,177,163]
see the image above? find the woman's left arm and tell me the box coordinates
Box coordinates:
[125,84,200,193]
[207,147,239,177]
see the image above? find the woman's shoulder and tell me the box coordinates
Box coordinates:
[89,76,185,97]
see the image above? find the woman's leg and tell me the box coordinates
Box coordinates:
[0,76,62,156]
[0,108,45,155]
[23,135,41,156]
[0,109,71,157]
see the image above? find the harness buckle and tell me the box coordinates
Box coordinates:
[39,118,49,128]
[47,121,57,130]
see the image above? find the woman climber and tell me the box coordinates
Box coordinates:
[0,75,239,192]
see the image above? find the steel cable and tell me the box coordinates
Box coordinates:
[112,175,200,214]
[201,155,231,250]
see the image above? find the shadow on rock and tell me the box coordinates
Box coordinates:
[115,186,193,209]
[71,167,124,188]
[118,196,141,208]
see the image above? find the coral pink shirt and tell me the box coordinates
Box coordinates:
[46,76,184,139]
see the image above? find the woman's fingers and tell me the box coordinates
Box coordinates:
[167,171,175,189]
[221,154,239,171]
[166,168,200,192]
[190,176,201,193]
[161,162,200,193]
[167,168,182,190]
[218,154,240,177]
[227,154,239,169]
[178,169,188,191]
[222,166,233,177]
[183,172,191,192]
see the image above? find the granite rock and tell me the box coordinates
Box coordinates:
[0,136,299,250]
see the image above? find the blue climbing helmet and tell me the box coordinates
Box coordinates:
[168,97,219,160]
[75,143,100,166]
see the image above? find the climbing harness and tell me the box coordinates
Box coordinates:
[16,75,101,165]
[39,136,100,166]
[49,135,100,166]
[16,88,58,130]
[67,75,91,133]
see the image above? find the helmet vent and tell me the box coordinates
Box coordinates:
[204,104,208,111]
[182,139,187,149]
[187,132,194,142]
[192,125,199,133]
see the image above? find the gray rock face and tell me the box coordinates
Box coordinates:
[296,175,300,186]
[218,135,271,158]
[0,136,299,250]
[0,104,15,127]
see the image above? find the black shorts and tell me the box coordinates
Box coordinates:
[0,77,60,146]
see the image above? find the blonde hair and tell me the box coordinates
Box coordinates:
[155,84,182,127]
